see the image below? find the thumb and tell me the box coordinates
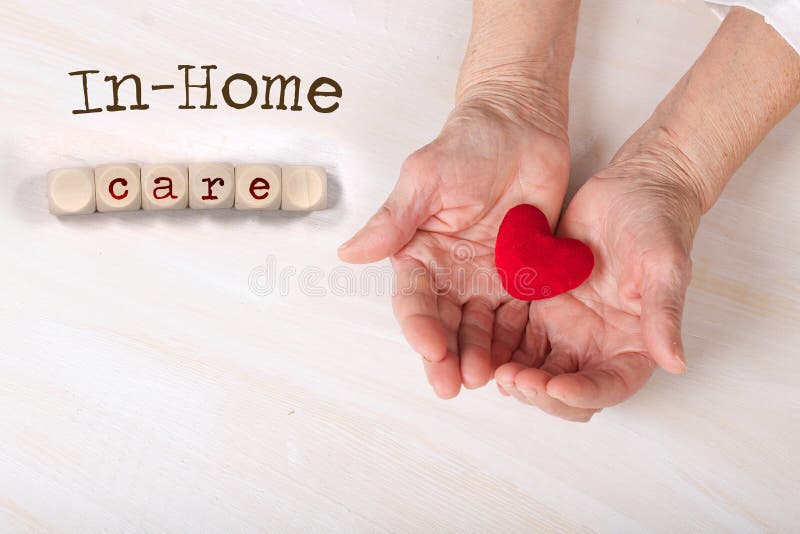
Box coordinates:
[641,264,691,374]
[338,165,439,264]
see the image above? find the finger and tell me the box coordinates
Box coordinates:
[421,298,462,399]
[512,367,598,422]
[424,351,461,399]
[641,267,690,374]
[494,362,534,405]
[490,299,529,370]
[545,352,655,409]
[495,361,526,389]
[338,158,439,264]
[497,362,597,420]
[438,297,462,349]
[458,299,495,389]
[391,256,446,362]
[507,351,598,421]
[510,310,549,368]
[506,384,534,405]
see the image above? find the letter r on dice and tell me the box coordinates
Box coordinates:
[189,162,235,209]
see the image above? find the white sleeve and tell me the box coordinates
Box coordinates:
[705,1,800,56]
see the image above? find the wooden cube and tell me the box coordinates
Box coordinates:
[281,165,327,211]
[142,163,189,210]
[189,162,234,209]
[234,164,281,210]
[95,163,142,212]
[47,167,96,215]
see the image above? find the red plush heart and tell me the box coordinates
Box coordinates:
[495,204,594,301]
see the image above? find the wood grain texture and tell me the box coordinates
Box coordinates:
[1,0,798,531]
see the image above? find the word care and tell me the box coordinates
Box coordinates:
[47,163,326,215]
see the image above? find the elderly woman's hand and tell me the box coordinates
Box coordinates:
[495,139,700,421]
[337,91,570,398]
[338,1,581,397]
[495,6,800,421]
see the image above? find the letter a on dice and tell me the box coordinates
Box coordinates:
[142,163,189,210]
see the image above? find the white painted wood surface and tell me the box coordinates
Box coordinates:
[1,1,799,531]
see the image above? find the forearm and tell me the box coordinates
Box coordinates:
[455,0,581,137]
[614,7,800,215]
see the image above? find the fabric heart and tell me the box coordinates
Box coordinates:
[495,204,594,301]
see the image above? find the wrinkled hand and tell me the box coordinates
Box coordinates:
[339,99,569,398]
[496,150,701,421]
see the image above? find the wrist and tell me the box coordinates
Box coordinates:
[455,73,570,141]
[607,126,708,230]
[454,0,579,139]
[609,6,800,218]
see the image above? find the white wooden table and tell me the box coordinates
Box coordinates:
[2,1,799,531]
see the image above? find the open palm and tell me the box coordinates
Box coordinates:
[496,167,697,421]
[339,103,570,398]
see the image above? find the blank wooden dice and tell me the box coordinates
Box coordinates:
[95,163,142,212]
[281,166,327,211]
[189,162,234,209]
[234,164,281,210]
[47,167,96,215]
[142,163,188,210]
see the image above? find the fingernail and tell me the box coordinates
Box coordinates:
[519,387,538,399]
[338,238,354,251]
[499,381,514,390]
[671,341,687,371]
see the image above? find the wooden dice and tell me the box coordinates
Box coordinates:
[235,164,281,210]
[47,167,96,214]
[141,163,189,210]
[281,166,327,211]
[95,163,142,212]
[188,163,235,210]
[47,163,327,215]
